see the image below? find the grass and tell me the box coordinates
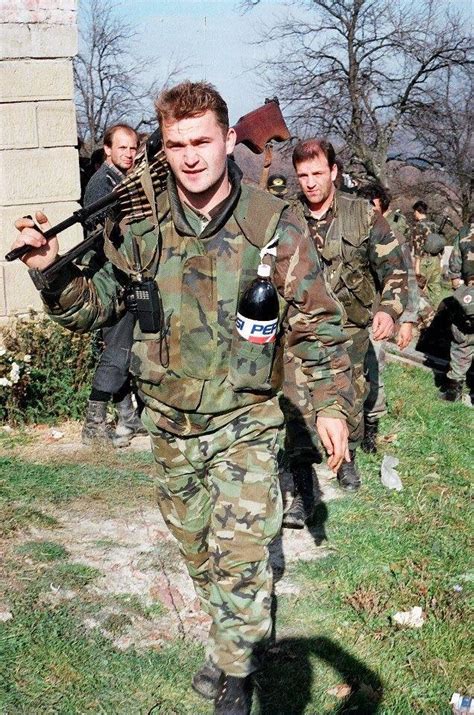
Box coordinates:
[0,457,154,512]
[0,363,472,714]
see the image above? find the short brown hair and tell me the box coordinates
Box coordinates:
[103,124,138,148]
[292,138,336,170]
[155,80,229,135]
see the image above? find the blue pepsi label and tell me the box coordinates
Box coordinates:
[236,313,278,343]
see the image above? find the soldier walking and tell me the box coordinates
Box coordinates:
[442,215,474,401]
[282,139,408,527]
[11,82,354,715]
[411,200,444,308]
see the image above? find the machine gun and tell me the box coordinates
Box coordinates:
[6,98,291,288]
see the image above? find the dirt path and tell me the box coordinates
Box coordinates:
[3,423,342,652]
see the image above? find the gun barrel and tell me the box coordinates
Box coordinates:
[5,192,118,262]
[6,98,289,263]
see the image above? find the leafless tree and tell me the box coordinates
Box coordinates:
[242,0,472,185]
[74,0,184,151]
[397,67,473,222]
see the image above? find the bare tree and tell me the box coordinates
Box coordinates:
[398,67,473,222]
[74,0,184,150]
[242,0,472,184]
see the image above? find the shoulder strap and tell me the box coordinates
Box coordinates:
[234,183,288,250]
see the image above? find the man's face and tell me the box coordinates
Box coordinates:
[295,153,338,210]
[104,129,138,172]
[372,197,382,213]
[162,110,236,200]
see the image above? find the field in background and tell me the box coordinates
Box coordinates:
[0,363,472,714]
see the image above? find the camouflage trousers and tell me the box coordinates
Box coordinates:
[419,255,442,308]
[280,350,321,467]
[143,400,283,677]
[447,323,474,383]
[282,327,369,456]
[363,332,388,424]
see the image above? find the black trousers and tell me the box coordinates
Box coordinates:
[92,311,135,396]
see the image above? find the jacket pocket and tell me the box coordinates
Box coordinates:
[228,329,275,392]
[180,256,218,379]
[129,330,167,385]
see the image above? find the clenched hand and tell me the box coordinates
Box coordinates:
[12,212,58,270]
[316,415,350,473]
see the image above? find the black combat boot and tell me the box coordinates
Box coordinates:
[440,380,463,402]
[214,674,253,715]
[112,393,147,448]
[282,464,316,529]
[361,420,378,454]
[81,400,113,445]
[192,661,223,700]
[337,450,361,492]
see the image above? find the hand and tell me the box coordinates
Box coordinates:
[316,415,350,473]
[12,212,58,270]
[416,273,427,290]
[396,322,413,350]
[372,311,395,341]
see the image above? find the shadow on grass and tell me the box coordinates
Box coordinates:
[254,636,383,715]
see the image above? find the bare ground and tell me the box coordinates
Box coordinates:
[1,422,342,652]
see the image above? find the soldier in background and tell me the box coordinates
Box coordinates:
[411,200,444,307]
[266,173,288,197]
[358,183,420,452]
[12,82,354,715]
[441,215,474,401]
[81,124,147,448]
[282,139,408,528]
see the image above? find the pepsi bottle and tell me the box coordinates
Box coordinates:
[236,263,279,343]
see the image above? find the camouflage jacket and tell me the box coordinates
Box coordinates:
[448,222,474,285]
[385,209,410,242]
[290,191,408,329]
[385,212,419,324]
[40,161,353,435]
[411,218,438,258]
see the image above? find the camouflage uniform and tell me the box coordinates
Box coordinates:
[364,212,420,424]
[38,161,353,677]
[445,223,474,390]
[287,191,408,452]
[412,218,442,307]
[449,222,474,284]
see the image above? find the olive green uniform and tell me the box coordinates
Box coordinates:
[286,191,408,453]
[446,223,474,385]
[38,162,353,676]
[412,218,443,307]
[364,212,420,423]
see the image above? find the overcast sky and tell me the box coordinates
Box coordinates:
[116,0,290,123]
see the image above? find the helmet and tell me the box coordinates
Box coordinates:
[267,174,287,196]
[424,232,446,256]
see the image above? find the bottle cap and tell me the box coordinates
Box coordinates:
[257,263,271,278]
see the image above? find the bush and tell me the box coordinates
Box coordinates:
[0,311,98,425]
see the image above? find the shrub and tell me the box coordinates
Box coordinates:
[0,311,98,425]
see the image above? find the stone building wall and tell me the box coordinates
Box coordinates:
[0,0,81,320]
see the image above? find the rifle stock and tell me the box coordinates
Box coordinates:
[6,99,290,266]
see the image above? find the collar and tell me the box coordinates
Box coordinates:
[166,159,243,237]
[299,191,337,221]
[106,162,126,181]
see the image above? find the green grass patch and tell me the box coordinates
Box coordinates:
[255,363,473,714]
[0,600,208,714]
[0,363,472,714]
[0,457,153,505]
[15,540,69,562]
[0,428,34,450]
[0,504,59,537]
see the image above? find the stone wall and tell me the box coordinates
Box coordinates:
[0,0,81,320]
